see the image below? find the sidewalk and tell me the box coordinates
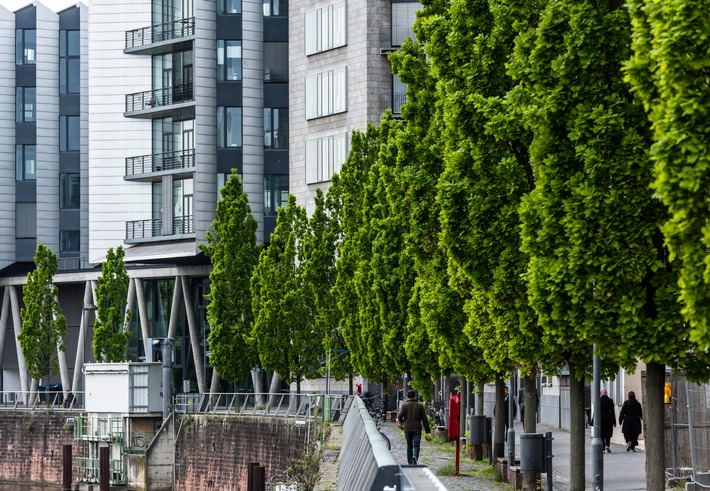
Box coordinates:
[316,419,648,490]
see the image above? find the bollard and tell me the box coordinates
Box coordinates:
[247,462,259,491]
[486,417,493,466]
[254,465,266,491]
[545,431,554,491]
[62,444,72,491]
[99,446,109,491]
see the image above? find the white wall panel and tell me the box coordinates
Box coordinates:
[0,7,15,268]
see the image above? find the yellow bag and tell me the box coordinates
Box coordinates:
[425,433,432,442]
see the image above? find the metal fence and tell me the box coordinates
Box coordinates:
[0,390,85,410]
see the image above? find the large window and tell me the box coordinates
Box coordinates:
[217,107,242,148]
[305,133,348,183]
[263,0,287,16]
[16,145,36,181]
[305,67,347,119]
[264,108,288,149]
[263,42,288,83]
[60,30,80,94]
[217,40,242,81]
[60,115,80,152]
[305,1,346,55]
[16,87,36,123]
[391,2,421,46]
[60,230,80,253]
[264,175,288,216]
[217,0,241,14]
[393,75,407,114]
[60,173,80,209]
[16,29,36,65]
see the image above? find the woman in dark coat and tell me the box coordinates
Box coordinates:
[618,390,643,452]
[599,388,616,453]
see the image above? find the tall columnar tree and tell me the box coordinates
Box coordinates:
[625,0,710,350]
[250,195,321,394]
[201,170,261,383]
[19,244,68,388]
[93,246,132,362]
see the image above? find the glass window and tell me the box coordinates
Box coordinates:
[152,182,163,219]
[60,30,80,94]
[305,67,347,120]
[16,145,36,181]
[217,0,241,14]
[264,175,289,216]
[392,2,421,46]
[263,42,288,83]
[305,133,348,183]
[16,29,36,65]
[305,2,345,55]
[217,40,242,81]
[60,116,81,152]
[60,174,80,209]
[264,108,288,149]
[393,75,407,114]
[60,230,80,253]
[16,87,36,123]
[263,0,287,16]
[217,107,242,148]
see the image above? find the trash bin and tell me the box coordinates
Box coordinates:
[470,415,487,444]
[520,433,545,473]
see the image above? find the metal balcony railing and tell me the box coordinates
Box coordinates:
[125,17,195,50]
[126,216,194,240]
[173,215,194,235]
[125,148,196,176]
[125,83,194,113]
[393,92,407,115]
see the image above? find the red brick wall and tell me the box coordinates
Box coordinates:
[175,416,308,491]
[0,411,83,485]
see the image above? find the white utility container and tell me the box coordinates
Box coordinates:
[85,362,163,413]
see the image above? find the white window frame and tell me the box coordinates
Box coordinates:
[306,133,348,184]
[305,1,347,55]
[305,67,348,120]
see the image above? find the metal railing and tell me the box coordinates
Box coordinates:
[126,218,163,240]
[173,215,194,235]
[125,148,196,176]
[0,390,85,410]
[125,17,195,50]
[125,83,194,113]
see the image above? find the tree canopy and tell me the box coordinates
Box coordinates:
[93,246,132,362]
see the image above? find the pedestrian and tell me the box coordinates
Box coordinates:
[396,389,432,465]
[599,388,616,453]
[494,386,517,439]
[618,390,643,452]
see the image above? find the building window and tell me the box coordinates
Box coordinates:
[305,67,347,120]
[217,107,242,148]
[60,230,80,253]
[264,175,289,216]
[264,108,288,149]
[60,115,80,152]
[217,0,241,14]
[263,42,288,83]
[393,75,407,115]
[16,203,37,239]
[60,30,80,94]
[263,0,287,16]
[392,2,421,46]
[305,133,348,184]
[16,145,36,181]
[16,29,36,65]
[217,40,242,81]
[60,173,80,209]
[217,172,244,200]
[16,87,36,123]
[305,1,346,55]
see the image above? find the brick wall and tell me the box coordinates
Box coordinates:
[175,415,308,491]
[0,410,83,485]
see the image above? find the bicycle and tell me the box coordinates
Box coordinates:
[372,407,391,450]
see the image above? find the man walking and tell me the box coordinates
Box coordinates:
[396,390,432,465]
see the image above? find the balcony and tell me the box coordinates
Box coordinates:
[126,215,194,243]
[125,18,195,55]
[124,84,194,118]
[125,149,196,180]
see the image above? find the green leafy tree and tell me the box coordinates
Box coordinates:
[19,244,68,388]
[93,246,132,362]
[250,195,321,394]
[201,170,261,383]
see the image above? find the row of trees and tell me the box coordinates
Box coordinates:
[202,1,710,491]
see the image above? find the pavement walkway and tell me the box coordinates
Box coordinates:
[316,419,649,490]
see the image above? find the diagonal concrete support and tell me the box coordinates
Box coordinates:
[181,276,204,394]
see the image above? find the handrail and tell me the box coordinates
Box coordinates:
[126,148,196,176]
[125,17,195,50]
[125,83,194,113]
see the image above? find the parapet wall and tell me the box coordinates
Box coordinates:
[174,415,309,491]
[0,410,82,485]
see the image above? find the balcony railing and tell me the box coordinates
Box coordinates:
[393,92,407,115]
[126,216,194,241]
[126,149,196,176]
[125,17,195,50]
[125,84,194,113]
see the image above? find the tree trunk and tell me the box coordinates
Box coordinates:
[645,361,666,491]
[522,375,538,491]
[494,375,506,459]
[477,380,485,415]
[569,365,586,491]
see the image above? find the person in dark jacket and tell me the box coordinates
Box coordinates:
[599,388,616,453]
[396,390,431,465]
[618,390,643,452]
